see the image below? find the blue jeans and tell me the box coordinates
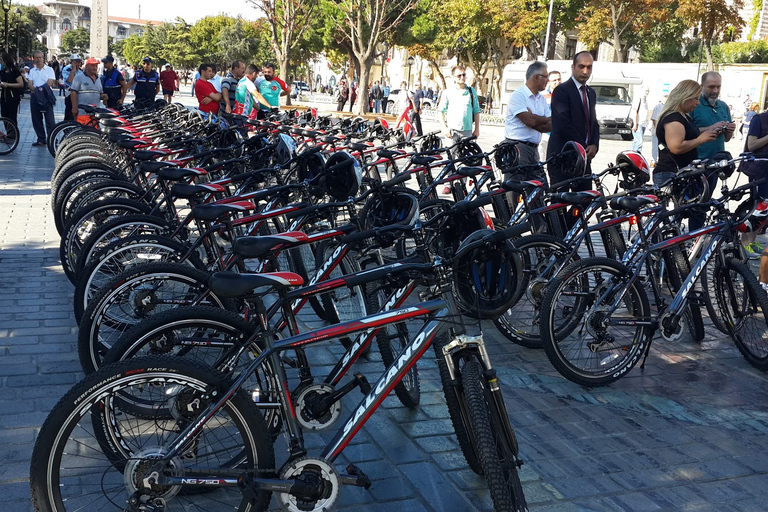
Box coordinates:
[651,132,659,163]
[373,99,381,113]
[632,125,646,152]
[30,100,55,144]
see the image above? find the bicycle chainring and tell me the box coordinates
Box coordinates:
[659,310,684,342]
[294,383,342,431]
[278,457,340,512]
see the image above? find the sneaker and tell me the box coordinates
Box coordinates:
[745,243,761,259]
[31,141,45,147]
[750,241,764,253]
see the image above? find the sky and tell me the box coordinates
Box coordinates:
[19,0,263,24]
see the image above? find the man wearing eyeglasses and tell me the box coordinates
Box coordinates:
[439,66,481,142]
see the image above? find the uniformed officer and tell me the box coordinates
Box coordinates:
[127,57,160,106]
[100,55,127,108]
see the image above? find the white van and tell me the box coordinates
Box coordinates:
[500,62,642,140]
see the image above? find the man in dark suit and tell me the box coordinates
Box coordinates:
[547,51,599,190]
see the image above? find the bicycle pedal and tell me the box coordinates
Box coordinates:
[341,464,372,489]
[355,373,371,395]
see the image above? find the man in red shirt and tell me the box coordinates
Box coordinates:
[159,63,179,103]
[195,63,221,115]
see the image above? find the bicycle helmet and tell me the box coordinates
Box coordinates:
[296,150,327,182]
[712,151,735,178]
[452,229,523,319]
[548,141,587,178]
[323,151,363,200]
[419,133,442,153]
[362,191,419,230]
[494,141,521,173]
[736,198,768,233]
[616,150,650,189]
[457,139,484,167]
[372,117,390,137]
[274,133,297,165]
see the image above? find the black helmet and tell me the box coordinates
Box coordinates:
[323,151,362,200]
[548,141,586,177]
[362,191,419,229]
[616,150,650,189]
[494,140,521,173]
[452,229,523,319]
[712,151,735,178]
[419,133,442,153]
[275,133,297,165]
[457,139,484,167]
[296,150,326,182]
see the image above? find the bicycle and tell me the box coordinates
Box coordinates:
[0,116,19,155]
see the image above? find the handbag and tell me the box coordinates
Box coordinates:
[739,111,768,179]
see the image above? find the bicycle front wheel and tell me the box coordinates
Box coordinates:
[714,257,768,370]
[540,258,652,386]
[461,359,528,511]
[0,116,19,155]
[30,357,275,512]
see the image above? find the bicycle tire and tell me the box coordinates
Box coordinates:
[701,245,743,334]
[56,178,144,233]
[77,262,237,375]
[73,232,202,323]
[316,247,368,348]
[600,224,626,260]
[0,117,20,155]
[661,246,705,342]
[494,234,576,348]
[432,334,483,474]
[714,257,768,370]
[461,359,528,511]
[30,356,274,512]
[47,120,89,157]
[540,257,652,387]
[366,290,420,407]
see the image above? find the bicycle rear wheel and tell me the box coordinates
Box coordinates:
[30,356,274,512]
[461,359,528,511]
[0,117,19,155]
[714,257,768,370]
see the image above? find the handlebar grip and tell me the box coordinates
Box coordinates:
[455,195,494,214]
[489,222,530,243]
[382,173,412,187]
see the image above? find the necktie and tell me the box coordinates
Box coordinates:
[581,85,591,144]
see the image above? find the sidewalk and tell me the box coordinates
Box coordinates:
[1,97,768,511]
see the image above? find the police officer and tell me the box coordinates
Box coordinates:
[100,55,127,108]
[62,54,84,121]
[127,56,160,106]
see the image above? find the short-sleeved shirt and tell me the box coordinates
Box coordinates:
[504,84,549,143]
[61,64,83,96]
[440,86,481,132]
[70,73,104,115]
[195,79,219,114]
[133,69,159,101]
[412,89,425,110]
[101,67,125,107]
[690,97,731,162]
[655,112,700,174]
[633,94,649,127]
[651,101,664,124]
[221,72,238,110]
[234,76,259,116]
[256,77,287,110]
[28,64,55,88]
[159,69,178,91]
[210,74,222,93]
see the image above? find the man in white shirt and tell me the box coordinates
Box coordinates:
[27,50,56,147]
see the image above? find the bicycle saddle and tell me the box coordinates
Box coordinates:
[157,167,207,181]
[503,180,544,193]
[411,154,442,166]
[192,201,256,222]
[233,232,310,259]
[208,270,305,297]
[99,118,123,127]
[141,160,180,174]
[116,138,150,150]
[320,136,338,144]
[550,190,601,206]
[349,142,370,152]
[378,149,405,160]
[609,195,658,213]
[171,183,226,199]
[134,149,173,161]
[457,165,491,177]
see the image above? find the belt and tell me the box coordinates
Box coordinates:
[508,139,538,148]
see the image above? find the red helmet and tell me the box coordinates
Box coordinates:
[616,150,650,189]
[737,199,768,233]
[549,141,587,177]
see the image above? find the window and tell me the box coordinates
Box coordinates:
[565,38,577,59]
[41,36,47,46]
[117,26,126,37]
[137,28,143,36]
[62,18,72,32]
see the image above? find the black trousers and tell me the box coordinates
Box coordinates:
[31,100,55,143]
[411,111,423,136]
[1,100,19,128]
[337,99,346,111]
[64,94,73,121]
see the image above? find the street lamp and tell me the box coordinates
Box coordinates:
[407,55,414,89]
[14,7,20,62]
[489,53,499,112]
[0,0,12,53]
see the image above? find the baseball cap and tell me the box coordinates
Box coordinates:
[85,57,100,65]
[164,63,171,67]
[142,56,152,63]
[70,53,81,61]
[102,55,114,63]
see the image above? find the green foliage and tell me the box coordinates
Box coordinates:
[9,5,48,58]
[720,40,768,63]
[638,16,689,62]
[749,0,762,40]
[59,27,90,55]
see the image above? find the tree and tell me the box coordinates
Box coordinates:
[219,18,265,66]
[677,0,744,70]
[59,27,90,55]
[248,0,318,105]
[578,0,670,62]
[122,33,149,66]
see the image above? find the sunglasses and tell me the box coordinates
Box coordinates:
[454,73,466,78]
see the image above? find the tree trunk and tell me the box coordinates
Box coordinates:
[277,54,293,106]
[704,39,714,71]
[429,60,445,89]
[354,59,373,115]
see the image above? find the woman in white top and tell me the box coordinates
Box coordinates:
[395,81,414,128]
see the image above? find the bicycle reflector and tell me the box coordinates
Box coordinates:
[616,150,650,189]
[737,199,768,233]
[452,229,522,319]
